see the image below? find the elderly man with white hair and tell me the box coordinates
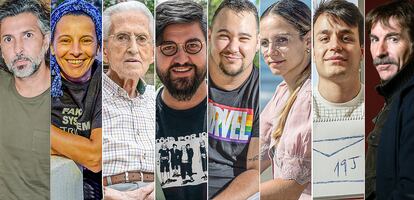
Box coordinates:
[102,1,155,200]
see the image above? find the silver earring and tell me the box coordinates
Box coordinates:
[306,49,310,53]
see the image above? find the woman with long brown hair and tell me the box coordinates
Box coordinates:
[259,0,312,199]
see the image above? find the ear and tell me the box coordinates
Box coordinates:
[103,42,109,64]
[50,44,55,56]
[304,31,311,49]
[208,28,212,42]
[256,33,260,52]
[43,32,51,52]
[360,46,364,61]
[149,45,154,65]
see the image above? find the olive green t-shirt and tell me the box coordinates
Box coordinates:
[0,69,50,199]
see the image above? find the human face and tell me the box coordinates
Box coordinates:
[370,18,413,81]
[313,14,363,82]
[260,14,310,79]
[156,22,206,101]
[104,11,153,80]
[0,12,48,78]
[209,8,258,77]
[52,15,98,79]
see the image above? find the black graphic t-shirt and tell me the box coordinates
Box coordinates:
[208,67,259,198]
[51,60,102,199]
[156,88,207,200]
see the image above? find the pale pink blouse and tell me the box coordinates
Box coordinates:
[260,78,311,199]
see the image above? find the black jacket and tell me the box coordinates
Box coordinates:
[377,62,414,199]
[366,62,414,200]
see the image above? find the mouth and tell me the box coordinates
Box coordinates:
[66,59,85,66]
[324,55,347,62]
[268,60,286,65]
[376,64,392,71]
[171,66,193,73]
[222,54,242,62]
[124,58,141,63]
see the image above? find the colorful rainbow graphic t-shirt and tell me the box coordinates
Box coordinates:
[208,67,259,198]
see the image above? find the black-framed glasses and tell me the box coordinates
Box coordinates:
[159,39,204,56]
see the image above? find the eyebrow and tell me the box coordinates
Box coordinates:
[384,32,401,38]
[316,29,354,35]
[216,28,252,38]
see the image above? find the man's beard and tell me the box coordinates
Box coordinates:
[157,62,206,101]
[6,46,47,78]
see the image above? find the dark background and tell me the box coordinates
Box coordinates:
[365,0,389,149]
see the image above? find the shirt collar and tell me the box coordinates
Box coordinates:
[103,73,147,98]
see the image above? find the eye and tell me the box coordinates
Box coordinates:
[161,44,176,52]
[59,37,71,44]
[274,37,289,46]
[370,36,378,43]
[218,34,229,40]
[388,36,399,43]
[239,36,251,42]
[342,35,354,43]
[2,36,12,43]
[260,40,269,47]
[81,37,94,45]
[319,35,329,43]
[116,33,130,42]
[24,32,34,39]
[136,35,148,44]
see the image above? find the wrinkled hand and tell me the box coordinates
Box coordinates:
[104,183,154,200]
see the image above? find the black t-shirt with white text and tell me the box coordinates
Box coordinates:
[156,88,207,200]
[51,60,102,199]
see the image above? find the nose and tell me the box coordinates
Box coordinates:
[266,43,280,57]
[227,38,240,53]
[70,41,82,57]
[374,40,388,58]
[127,38,139,55]
[14,37,24,55]
[329,36,343,52]
[173,45,190,65]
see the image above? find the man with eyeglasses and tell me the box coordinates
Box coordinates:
[155,0,208,199]
[208,0,260,199]
[102,2,155,200]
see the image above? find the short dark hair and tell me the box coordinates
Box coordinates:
[156,0,206,46]
[211,0,258,31]
[313,0,363,46]
[366,0,414,43]
[0,0,50,68]
[261,0,310,38]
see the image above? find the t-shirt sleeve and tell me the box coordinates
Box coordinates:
[274,82,311,185]
[91,85,102,129]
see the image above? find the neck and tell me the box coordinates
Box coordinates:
[283,64,310,93]
[107,69,139,98]
[162,81,207,110]
[318,76,361,103]
[62,67,92,84]
[14,62,50,98]
[209,56,253,91]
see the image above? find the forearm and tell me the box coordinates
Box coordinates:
[51,125,102,172]
[260,178,307,200]
[213,169,259,200]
